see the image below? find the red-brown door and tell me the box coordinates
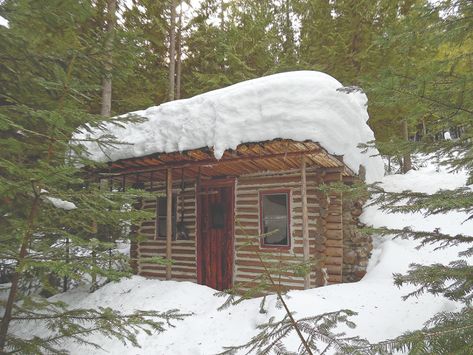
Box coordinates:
[197,179,234,291]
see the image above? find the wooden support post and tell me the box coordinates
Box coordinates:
[166,168,173,280]
[154,196,159,241]
[150,171,154,190]
[301,156,310,289]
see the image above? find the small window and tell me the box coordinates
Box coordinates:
[260,191,290,247]
[156,196,177,239]
[211,202,225,229]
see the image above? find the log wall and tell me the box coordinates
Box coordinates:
[136,181,197,282]
[134,168,346,291]
[321,171,344,284]
[234,170,320,291]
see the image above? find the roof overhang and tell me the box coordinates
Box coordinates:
[95,139,355,183]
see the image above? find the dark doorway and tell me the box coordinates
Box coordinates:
[197,179,234,291]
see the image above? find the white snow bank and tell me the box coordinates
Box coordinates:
[11,158,472,354]
[361,156,472,235]
[76,71,384,182]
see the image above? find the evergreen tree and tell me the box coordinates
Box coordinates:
[118,0,170,107]
[0,1,185,352]
[365,1,473,352]
[100,0,117,117]
[182,0,243,95]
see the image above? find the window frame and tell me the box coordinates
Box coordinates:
[259,189,291,249]
[155,195,177,240]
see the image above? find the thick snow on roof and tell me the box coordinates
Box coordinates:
[77,71,384,182]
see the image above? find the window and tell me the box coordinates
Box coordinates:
[260,191,290,247]
[156,196,177,239]
[210,202,225,229]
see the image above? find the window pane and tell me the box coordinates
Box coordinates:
[211,203,225,229]
[158,217,167,237]
[156,196,176,238]
[261,193,289,246]
[262,194,287,217]
[263,218,288,245]
[158,198,167,215]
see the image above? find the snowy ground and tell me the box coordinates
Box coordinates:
[11,156,472,354]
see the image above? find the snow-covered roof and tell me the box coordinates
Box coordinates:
[77,71,384,182]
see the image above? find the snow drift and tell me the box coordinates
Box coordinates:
[76,71,384,182]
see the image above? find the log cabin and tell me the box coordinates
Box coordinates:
[78,71,384,292]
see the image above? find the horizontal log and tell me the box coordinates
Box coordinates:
[292,199,321,206]
[138,248,196,256]
[236,206,258,213]
[235,228,259,236]
[325,265,343,275]
[236,253,306,262]
[235,273,304,286]
[236,267,306,279]
[292,247,317,254]
[236,258,305,268]
[236,220,259,228]
[325,256,343,266]
[327,274,342,283]
[325,215,343,223]
[325,222,342,230]
[235,213,259,220]
[326,230,343,240]
[325,239,343,247]
[138,240,196,247]
[236,245,295,255]
[325,247,343,257]
[140,265,196,273]
[138,272,197,281]
[292,230,318,238]
[238,175,301,186]
[139,233,196,240]
[235,197,259,204]
[323,173,342,182]
[138,253,196,262]
[233,281,304,293]
[293,206,320,214]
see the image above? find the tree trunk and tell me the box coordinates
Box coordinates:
[168,0,177,101]
[220,0,225,31]
[0,194,40,351]
[402,119,412,173]
[175,4,182,100]
[100,0,116,117]
[219,0,226,72]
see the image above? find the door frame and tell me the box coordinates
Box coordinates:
[196,178,235,288]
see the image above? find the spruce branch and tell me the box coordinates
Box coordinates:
[3,299,190,354]
[364,226,473,250]
[393,261,473,304]
[368,185,473,218]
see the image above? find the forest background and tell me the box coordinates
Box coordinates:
[0,0,472,354]
[3,0,471,144]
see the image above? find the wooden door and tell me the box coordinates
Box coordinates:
[197,179,234,291]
